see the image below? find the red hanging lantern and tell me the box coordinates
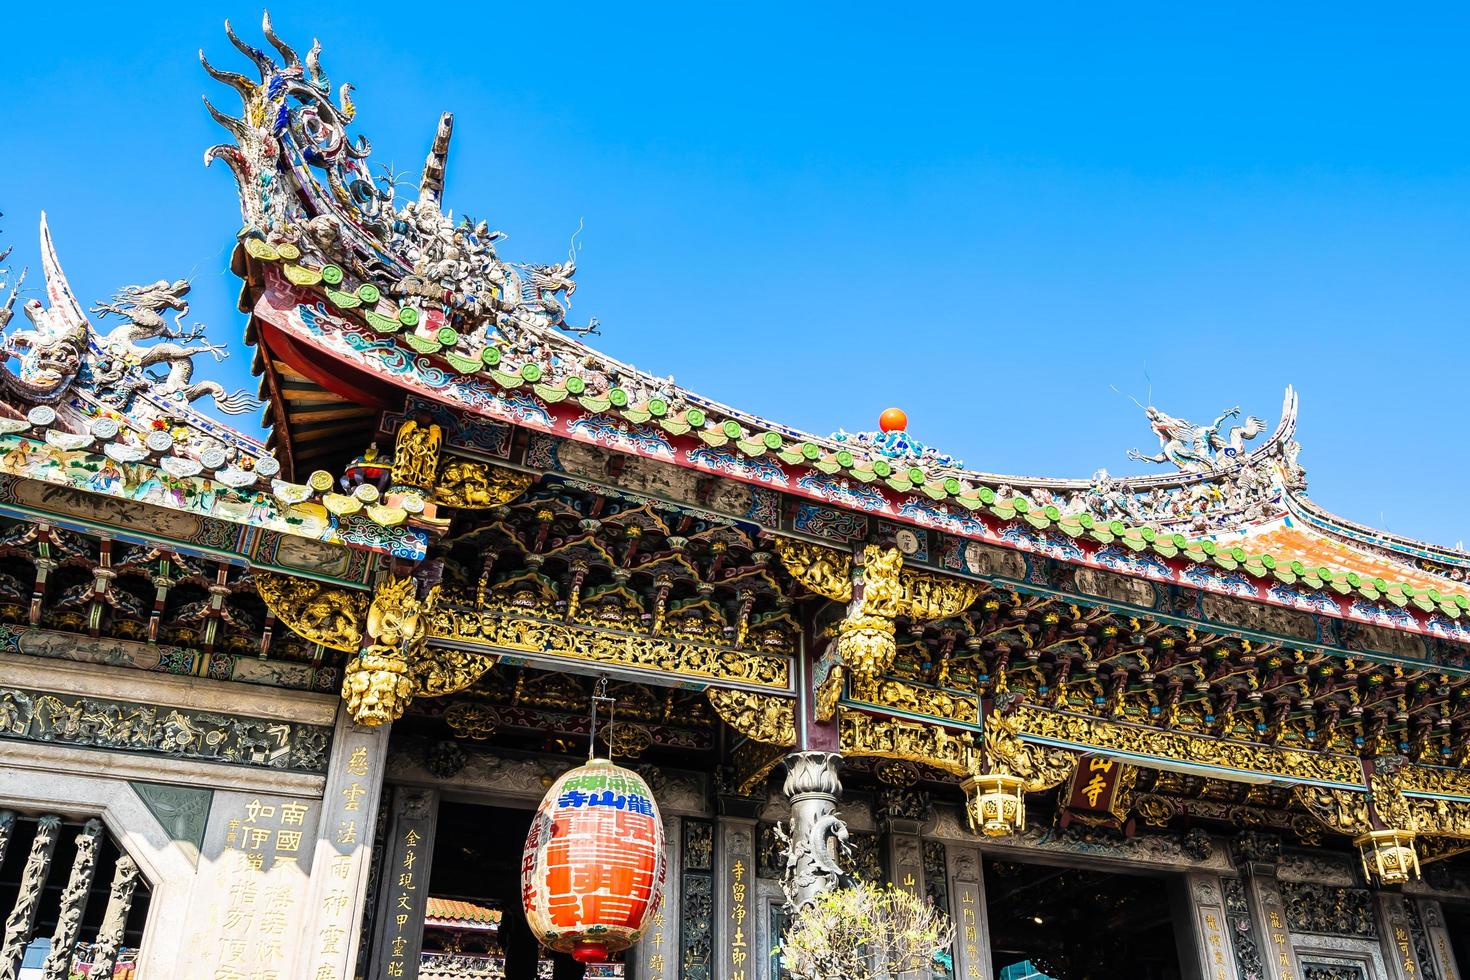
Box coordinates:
[522,681,666,965]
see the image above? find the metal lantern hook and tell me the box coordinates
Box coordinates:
[588,674,615,761]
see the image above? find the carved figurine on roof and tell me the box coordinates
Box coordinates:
[201,12,601,370]
[1127,402,1266,473]
[0,213,268,482]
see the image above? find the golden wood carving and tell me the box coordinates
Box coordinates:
[344,575,440,726]
[980,709,1077,793]
[733,739,789,795]
[255,573,367,653]
[434,460,534,509]
[427,602,791,689]
[840,711,976,777]
[391,419,443,490]
[897,571,985,621]
[344,648,414,726]
[413,648,500,699]
[706,688,796,746]
[1294,784,1373,835]
[848,675,980,726]
[1397,762,1470,799]
[774,539,852,601]
[814,668,843,724]
[1006,703,1364,784]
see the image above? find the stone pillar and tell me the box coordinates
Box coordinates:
[777,751,847,910]
[0,814,62,980]
[632,814,682,980]
[878,786,929,899]
[1415,899,1462,980]
[1221,877,1267,980]
[716,816,757,980]
[88,856,141,980]
[1178,873,1240,980]
[1231,832,1303,980]
[679,818,716,980]
[1379,893,1420,980]
[291,705,392,979]
[366,786,439,980]
[946,844,990,980]
[39,817,104,980]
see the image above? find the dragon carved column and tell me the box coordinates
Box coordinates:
[0,815,62,980]
[776,751,853,911]
[39,818,104,980]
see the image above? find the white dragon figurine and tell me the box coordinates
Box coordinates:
[1127,404,1266,473]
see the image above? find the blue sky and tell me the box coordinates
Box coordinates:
[2,3,1468,546]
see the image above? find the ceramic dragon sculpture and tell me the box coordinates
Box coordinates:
[90,280,260,414]
[1127,404,1266,473]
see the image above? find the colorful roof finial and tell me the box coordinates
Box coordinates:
[832,410,963,470]
[878,407,908,433]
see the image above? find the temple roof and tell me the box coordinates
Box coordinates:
[0,14,1463,636]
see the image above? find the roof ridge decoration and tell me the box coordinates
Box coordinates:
[205,16,1309,534]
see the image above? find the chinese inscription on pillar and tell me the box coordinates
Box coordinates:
[202,794,316,979]
[957,887,982,980]
[385,825,422,978]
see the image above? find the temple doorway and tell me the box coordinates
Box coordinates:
[984,857,1184,980]
[423,800,625,980]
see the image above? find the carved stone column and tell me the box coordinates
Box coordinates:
[632,814,682,980]
[878,786,929,898]
[1414,899,1462,980]
[777,751,849,911]
[366,786,439,980]
[0,814,62,980]
[1379,893,1422,980]
[39,818,105,980]
[88,856,141,980]
[1177,873,1240,980]
[946,844,990,980]
[290,704,392,979]
[715,816,756,980]
[1237,852,1303,980]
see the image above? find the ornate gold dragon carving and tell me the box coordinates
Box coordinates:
[848,674,980,725]
[433,459,534,509]
[706,688,796,746]
[343,575,439,726]
[1294,784,1373,836]
[255,573,368,653]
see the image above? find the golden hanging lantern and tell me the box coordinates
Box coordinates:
[961,772,1026,837]
[1353,829,1420,886]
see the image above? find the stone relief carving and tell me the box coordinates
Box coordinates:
[129,782,211,863]
[775,752,854,910]
[1275,850,1357,887]
[1280,882,1377,939]
[88,856,140,980]
[0,686,329,773]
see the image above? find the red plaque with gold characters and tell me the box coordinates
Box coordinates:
[522,758,667,964]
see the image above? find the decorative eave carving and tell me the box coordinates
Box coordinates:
[706,688,796,747]
[433,459,534,509]
[255,572,368,653]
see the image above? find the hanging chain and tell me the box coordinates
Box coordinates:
[588,674,615,761]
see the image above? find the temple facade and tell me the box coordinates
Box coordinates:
[0,15,1469,980]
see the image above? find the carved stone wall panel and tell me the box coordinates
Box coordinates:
[0,685,330,773]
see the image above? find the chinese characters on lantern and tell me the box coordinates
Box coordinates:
[523,760,666,962]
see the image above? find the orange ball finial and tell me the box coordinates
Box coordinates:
[878,407,908,433]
